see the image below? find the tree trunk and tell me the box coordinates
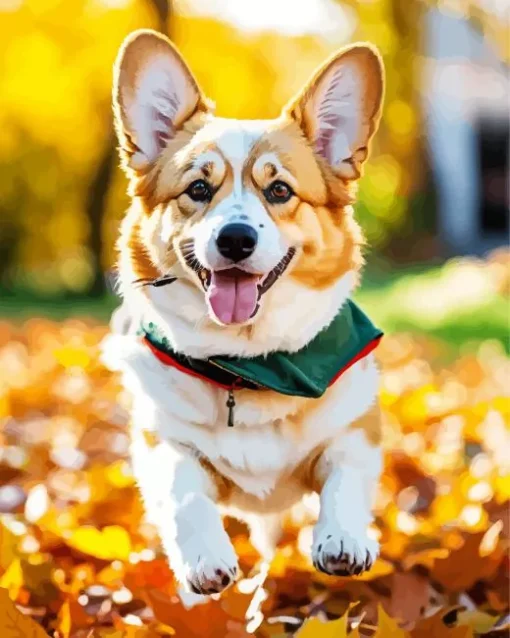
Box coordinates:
[83,0,171,297]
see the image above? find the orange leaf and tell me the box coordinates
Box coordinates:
[144,587,231,638]
[411,609,474,638]
[433,532,503,591]
[0,587,50,638]
[389,573,430,627]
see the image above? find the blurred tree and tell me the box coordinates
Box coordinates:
[85,0,172,298]
[0,0,506,295]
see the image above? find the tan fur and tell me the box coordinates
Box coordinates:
[118,207,161,282]
[135,112,210,210]
[199,457,236,502]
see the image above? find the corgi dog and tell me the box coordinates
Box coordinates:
[103,29,385,596]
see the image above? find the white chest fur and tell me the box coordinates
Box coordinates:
[102,333,378,499]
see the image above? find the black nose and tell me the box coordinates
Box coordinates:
[216,223,258,263]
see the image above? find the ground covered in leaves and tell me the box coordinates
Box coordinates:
[0,313,508,637]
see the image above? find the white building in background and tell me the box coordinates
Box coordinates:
[424,7,509,256]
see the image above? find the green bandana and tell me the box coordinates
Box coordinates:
[142,300,382,406]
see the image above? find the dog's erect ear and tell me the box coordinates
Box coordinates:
[286,44,384,179]
[113,29,207,172]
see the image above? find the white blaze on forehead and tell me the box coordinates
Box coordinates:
[190,119,270,195]
[186,119,290,275]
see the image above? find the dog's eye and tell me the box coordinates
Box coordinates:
[264,180,293,204]
[185,180,212,203]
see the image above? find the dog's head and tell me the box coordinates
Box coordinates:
[113,30,383,329]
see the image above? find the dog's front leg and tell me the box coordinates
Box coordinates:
[132,437,238,594]
[310,404,382,576]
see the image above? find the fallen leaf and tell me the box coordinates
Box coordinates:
[411,608,474,638]
[56,600,71,638]
[0,521,18,571]
[295,614,348,637]
[67,525,131,561]
[389,573,430,627]
[456,610,498,634]
[355,558,395,581]
[432,533,503,591]
[402,548,449,571]
[144,587,232,638]
[374,605,410,638]
[0,560,23,601]
[0,587,50,638]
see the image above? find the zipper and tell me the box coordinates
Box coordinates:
[207,360,241,426]
[208,359,264,427]
[226,385,237,427]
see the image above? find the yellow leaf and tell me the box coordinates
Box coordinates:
[0,521,18,571]
[53,345,90,369]
[0,560,23,601]
[56,600,71,638]
[403,548,450,571]
[457,610,498,634]
[153,623,176,636]
[374,605,410,638]
[67,525,131,561]
[355,558,394,581]
[0,587,50,638]
[295,614,348,638]
[105,460,135,489]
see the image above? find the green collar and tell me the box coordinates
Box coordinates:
[141,300,382,411]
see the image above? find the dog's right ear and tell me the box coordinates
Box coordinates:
[113,29,207,173]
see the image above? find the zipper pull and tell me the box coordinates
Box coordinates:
[226,388,236,427]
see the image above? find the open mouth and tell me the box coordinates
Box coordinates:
[180,242,296,325]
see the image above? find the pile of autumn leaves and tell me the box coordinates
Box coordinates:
[0,312,508,637]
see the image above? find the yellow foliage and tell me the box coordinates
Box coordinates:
[295,614,348,638]
[0,317,508,635]
[67,525,132,561]
[374,605,409,638]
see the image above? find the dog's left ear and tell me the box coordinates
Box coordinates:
[113,29,208,173]
[286,44,384,179]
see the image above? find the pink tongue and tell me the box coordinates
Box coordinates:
[207,271,259,324]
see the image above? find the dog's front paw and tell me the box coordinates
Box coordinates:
[186,556,238,595]
[171,533,239,595]
[312,523,378,577]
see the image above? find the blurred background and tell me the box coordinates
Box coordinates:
[0,0,508,350]
[0,3,509,636]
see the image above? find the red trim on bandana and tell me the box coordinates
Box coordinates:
[143,337,233,390]
[327,335,383,387]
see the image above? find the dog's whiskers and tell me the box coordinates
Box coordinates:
[133,274,178,288]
